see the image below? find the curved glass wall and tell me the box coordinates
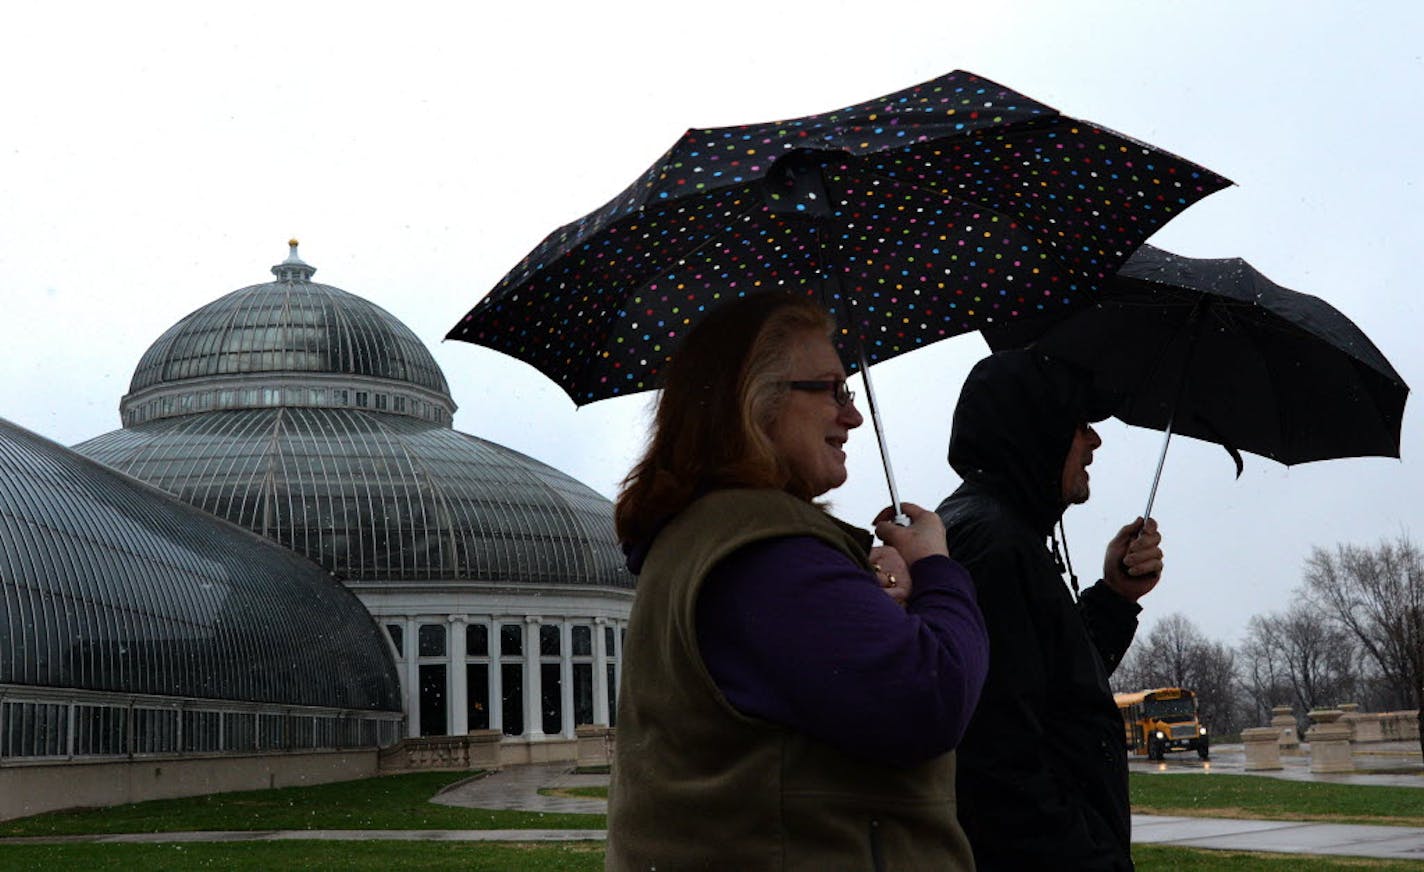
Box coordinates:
[0,417,403,712]
[74,408,631,587]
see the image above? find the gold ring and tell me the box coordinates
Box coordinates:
[886,573,897,587]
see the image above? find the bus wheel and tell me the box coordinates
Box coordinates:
[1148,740,1163,761]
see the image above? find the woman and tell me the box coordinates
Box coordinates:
[606,293,989,871]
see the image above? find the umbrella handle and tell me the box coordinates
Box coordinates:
[857,347,910,526]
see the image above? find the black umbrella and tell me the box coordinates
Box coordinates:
[984,244,1409,517]
[448,70,1230,512]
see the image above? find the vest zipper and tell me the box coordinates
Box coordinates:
[869,818,886,872]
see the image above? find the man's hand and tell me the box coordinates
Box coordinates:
[1103,517,1162,602]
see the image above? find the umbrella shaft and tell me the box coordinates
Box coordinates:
[1143,420,1174,521]
[1142,303,1200,522]
[857,348,909,526]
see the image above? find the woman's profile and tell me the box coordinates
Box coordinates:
[605,293,988,871]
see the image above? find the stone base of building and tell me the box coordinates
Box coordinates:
[496,736,579,766]
[379,731,613,772]
[575,725,614,769]
[0,749,379,823]
[379,730,504,771]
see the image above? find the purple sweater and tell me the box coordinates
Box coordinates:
[695,536,989,768]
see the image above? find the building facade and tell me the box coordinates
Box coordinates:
[75,243,634,748]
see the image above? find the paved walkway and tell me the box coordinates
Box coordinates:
[8,749,1424,860]
[1133,814,1424,861]
[430,761,607,814]
[0,828,608,845]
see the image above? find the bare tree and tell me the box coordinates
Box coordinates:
[1147,613,1202,689]
[1239,613,1293,726]
[1191,639,1243,737]
[1243,602,1359,733]
[1111,613,1245,736]
[1113,613,1203,691]
[1305,535,1424,755]
[1111,645,1151,695]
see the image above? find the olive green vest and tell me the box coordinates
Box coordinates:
[606,488,974,872]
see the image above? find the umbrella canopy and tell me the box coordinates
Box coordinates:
[984,244,1408,483]
[447,70,1230,406]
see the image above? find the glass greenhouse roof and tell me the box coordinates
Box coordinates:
[0,417,402,711]
[76,407,631,587]
[125,243,452,423]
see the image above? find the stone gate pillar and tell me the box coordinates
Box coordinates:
[1306,708,1354,773]
[1270,705,1299,750]
[1241,727,1283,771]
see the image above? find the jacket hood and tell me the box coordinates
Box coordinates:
[948,349,1118,536]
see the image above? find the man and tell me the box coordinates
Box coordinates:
[937,349,1163,871]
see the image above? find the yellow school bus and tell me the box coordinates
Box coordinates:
[1114,687,1209,760]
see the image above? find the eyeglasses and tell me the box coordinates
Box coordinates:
[787,379,856,407]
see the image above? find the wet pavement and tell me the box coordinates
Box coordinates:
[0,827,608,845]
[430,762,608,814]
[1127,739,1424,788]
[1133,814,1424,862]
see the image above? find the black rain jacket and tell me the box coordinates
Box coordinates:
[936,349,1141,871]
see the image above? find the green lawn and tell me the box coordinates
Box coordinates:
[14,772,1416,836]
[0,842,1416,870]
[0,772,606,837]
[3,770,1423,870]
[1131,773,1424,826]
[0,841,605,871]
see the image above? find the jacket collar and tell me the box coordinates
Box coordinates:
[623,489,872,575]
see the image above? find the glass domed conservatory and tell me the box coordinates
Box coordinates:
[0,417,403,766]
[75,243,633,748]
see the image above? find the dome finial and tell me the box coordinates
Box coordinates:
[272,239,316,282]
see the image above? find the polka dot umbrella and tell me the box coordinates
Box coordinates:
[447,69,1231,513]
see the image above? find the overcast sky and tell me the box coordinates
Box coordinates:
[2,1,1419,646]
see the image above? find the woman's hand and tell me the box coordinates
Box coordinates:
[868,545,911,606]
[873,502,949,566]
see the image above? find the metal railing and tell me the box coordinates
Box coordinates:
[0,684,404,763]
